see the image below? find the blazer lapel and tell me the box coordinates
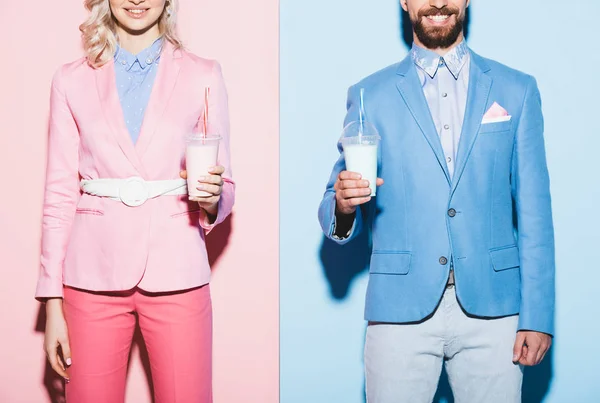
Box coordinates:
[451,52,493,195]
[135,42,182,158]
[95,60,146,176]
[396,57,451,185]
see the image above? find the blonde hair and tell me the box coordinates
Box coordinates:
[80,0,183,68]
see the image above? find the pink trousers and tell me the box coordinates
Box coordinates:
[62,285,212,403]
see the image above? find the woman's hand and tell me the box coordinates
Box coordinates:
[44,298,71,381]
[180,166,225,217]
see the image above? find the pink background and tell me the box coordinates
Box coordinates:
[0,1,279,402]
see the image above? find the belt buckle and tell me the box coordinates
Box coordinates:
[119,177,149,207]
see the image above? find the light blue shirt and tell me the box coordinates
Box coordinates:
[411,41,470,179]
[114,37,163,144]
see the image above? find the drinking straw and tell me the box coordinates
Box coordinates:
[359,88,365,139]
[203,87,210,139]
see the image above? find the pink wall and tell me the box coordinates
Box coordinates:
[0,1,279,402]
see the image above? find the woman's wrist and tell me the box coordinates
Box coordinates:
[45,298,63,314]
[201,202,218,217]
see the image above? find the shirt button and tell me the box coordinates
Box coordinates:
[439,256,448,265]
[146,57,153,65]
[448,208,457,217]
[121,60,127,65]
[442,92,448,98]
[447,156,452,163]
[444,124,450,130]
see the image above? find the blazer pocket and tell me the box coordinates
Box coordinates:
[370,251,412,275]
[489,245,520,271]
[479,120,513,134]
[75,208,104,216]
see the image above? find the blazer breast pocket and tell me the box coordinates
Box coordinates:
[370,251,412,275]
[479,119,513,134]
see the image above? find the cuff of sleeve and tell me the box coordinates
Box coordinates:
[328,200,360,245]
[331,215,356,241]
[517,307,554,337]
[199,201,221,234]
[35,274,64,301]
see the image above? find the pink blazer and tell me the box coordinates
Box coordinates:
[36,42,234,299]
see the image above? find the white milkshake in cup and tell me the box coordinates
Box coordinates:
[341,121,380,196]
[185,134,221,198]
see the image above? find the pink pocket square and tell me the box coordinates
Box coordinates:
[482,102,511,123]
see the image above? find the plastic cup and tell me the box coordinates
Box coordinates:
[185,134,221,198]
[341,121,381,196]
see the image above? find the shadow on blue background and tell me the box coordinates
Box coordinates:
[318,5,553,402]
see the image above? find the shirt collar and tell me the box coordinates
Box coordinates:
[115,36,164,71]
[411,40,469,80]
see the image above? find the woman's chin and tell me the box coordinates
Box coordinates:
[115,13,162,34]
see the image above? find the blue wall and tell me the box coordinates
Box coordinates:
[280,1,600,402]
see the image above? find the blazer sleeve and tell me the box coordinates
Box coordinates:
[512,76,556,336]
[36,67,81,300]
[318,85,365,245]
[198,61,235,234]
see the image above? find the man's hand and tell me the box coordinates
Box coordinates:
[334,171,384,215]
[513,331,552,366]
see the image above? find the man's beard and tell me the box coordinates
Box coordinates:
[412,6,464,49]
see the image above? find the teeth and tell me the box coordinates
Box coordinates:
[128,9,145,14]
[428,15,449,22]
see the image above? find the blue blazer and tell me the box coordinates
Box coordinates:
[318,50,555,335]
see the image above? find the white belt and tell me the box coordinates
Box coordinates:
[80,177,188,207]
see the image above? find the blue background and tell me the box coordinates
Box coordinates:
[280,1,600,402]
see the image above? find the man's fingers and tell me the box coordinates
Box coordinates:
[376,178,384,186]
[513,332,526,362]
[335,172,374,210]
[348,197,371,206]
[339,179,370,190]
[525,343,540,366]
[342,188,372,200]
[518,345,529,366]
[519,336,541,366]
[179,170,188,179]
[339,171,362,181]
[338,195,371,210]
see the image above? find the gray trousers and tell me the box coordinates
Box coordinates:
[364,287,523,403]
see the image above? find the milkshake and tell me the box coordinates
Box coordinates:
[341,120,380,196]
[186,135,221,198]
[343,144,378,196]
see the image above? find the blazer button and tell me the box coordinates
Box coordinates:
[448,208,456,217]
[439,256,448,265]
